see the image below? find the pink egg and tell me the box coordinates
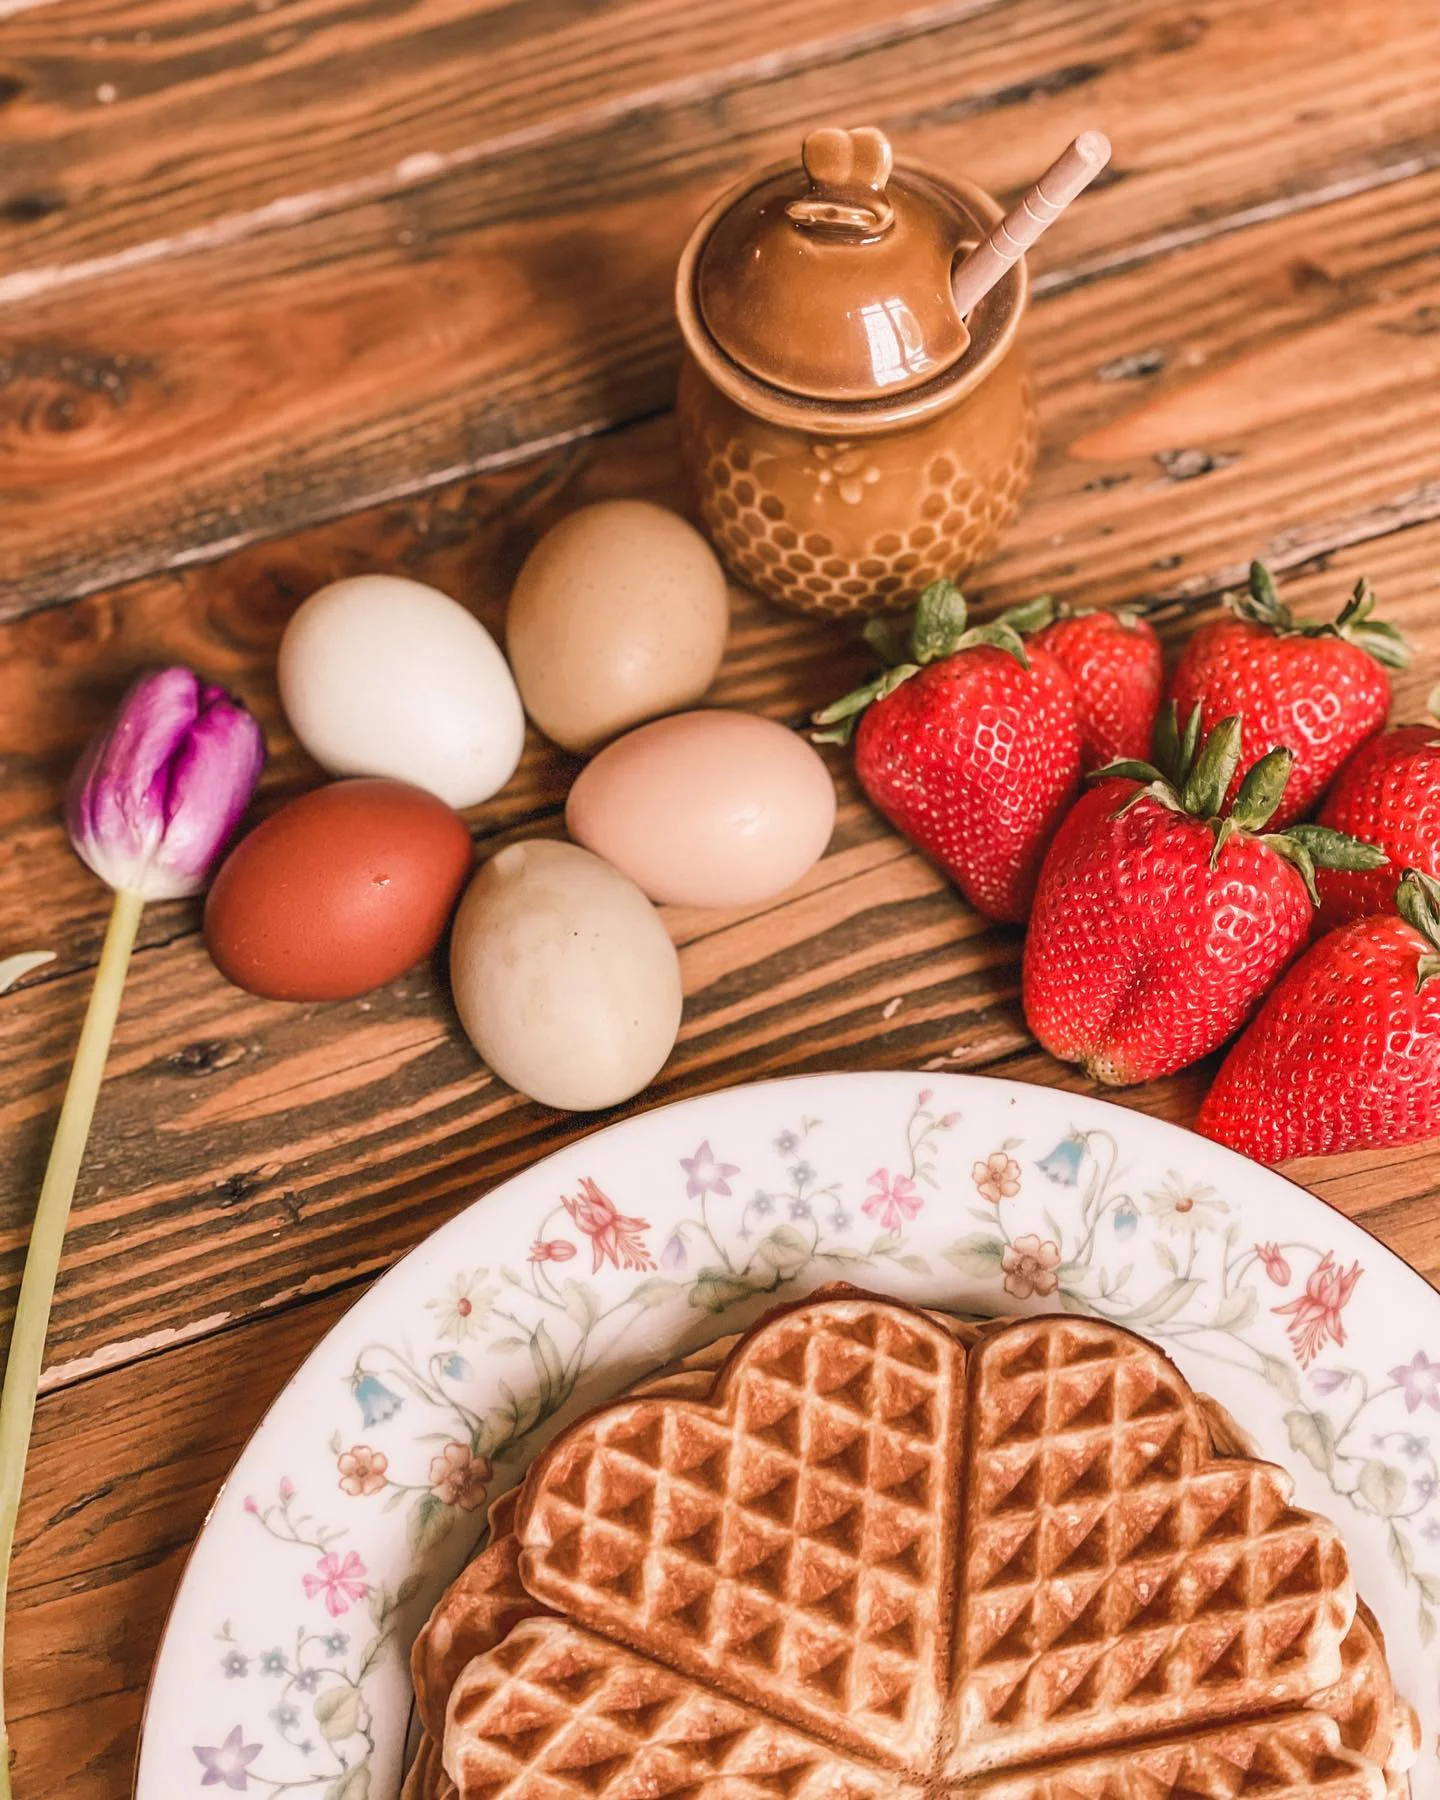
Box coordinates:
[565,710,836,908]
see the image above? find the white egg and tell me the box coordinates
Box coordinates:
[278,574,525,809]
[450,840,682,1112]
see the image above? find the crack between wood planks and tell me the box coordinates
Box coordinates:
[0,0,1004,310]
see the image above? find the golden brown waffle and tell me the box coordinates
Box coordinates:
[446,1617,912,1800]
[966,1711,1383,1798]
[517,1298,964,1765]
[953,1314,1355,1773]
[1312,1604,1419,1795]
[415,1291,1406,1799]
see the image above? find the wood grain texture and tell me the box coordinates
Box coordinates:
[3,505,1437,1391]
[3,0,1438,609]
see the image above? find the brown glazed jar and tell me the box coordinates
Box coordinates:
[675,125,1037,618]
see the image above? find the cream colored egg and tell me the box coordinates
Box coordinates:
[278,574,524,809]
[506,500,729,752]
[565,710,836,908]
[449,840,682,1111]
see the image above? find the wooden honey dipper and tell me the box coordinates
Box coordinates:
[950,130,1112,318]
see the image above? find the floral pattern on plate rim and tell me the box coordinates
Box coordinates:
[144,1074,1440,1798]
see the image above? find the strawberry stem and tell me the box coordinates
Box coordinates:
[1227,562,1411,670]
[1397,870,1440,991]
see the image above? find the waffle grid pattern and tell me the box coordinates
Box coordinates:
[955,1320,1351,1768]
[447,1619,911,1800]
[519,1305,960,1763]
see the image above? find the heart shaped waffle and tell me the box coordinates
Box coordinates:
[418,1292,1413,1797]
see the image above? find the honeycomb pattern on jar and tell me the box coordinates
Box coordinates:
[684,389,1037,619]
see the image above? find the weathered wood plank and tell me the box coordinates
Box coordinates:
[2,502,1436,1390]
[3,0,1437,610]
[3,162,1437,970]
[0,0,974,284]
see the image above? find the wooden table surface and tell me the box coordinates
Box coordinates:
[3,0,1440,1790]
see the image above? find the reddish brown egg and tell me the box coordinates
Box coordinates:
[205,778,473,1000]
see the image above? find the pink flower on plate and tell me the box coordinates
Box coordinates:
[1002,1235,1061,1300]
[973,1152,1022,1205]
[563,1178,655,1273]
[302,1549,368,1617]
[1273,1253,1362,1369]
[862,1169,922,1232]
[529,1238,577,1264]
[1255,1242,1291,1286]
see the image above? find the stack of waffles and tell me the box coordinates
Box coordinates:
[405,1290,1418,1799]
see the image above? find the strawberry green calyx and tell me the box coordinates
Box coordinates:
[1397,869,1440,992]
[1092,704,1387,902]
[1230,561,1411,671]
[812,581,1056,746]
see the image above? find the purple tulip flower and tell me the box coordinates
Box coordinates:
[66,667,265,900]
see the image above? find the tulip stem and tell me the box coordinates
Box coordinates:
[0,888,143,1800]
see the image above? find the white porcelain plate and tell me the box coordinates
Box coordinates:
[139,1072,1440,1797]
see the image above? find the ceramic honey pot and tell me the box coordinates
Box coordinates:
[676,125,1106,618]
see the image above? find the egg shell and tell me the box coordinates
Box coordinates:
[205,778,473,1001]
[565,710,836,908]
[449,839,682,1112]
[506,500,729,752]
[278,574,525,808]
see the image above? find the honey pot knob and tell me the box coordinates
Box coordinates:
[787,125,896,236]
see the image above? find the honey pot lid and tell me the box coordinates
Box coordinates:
[695,126,978,403]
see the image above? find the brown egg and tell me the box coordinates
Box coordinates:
[205,778,473,1001]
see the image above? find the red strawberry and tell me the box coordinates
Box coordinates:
[1032,605,1164,770]
[1167,561,1409,828]
[813,584,1081,923]
[1022,708,1386,1084]
[1313,693,1440,929]
[1199,870,1440,1162]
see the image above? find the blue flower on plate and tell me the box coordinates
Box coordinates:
[1113,1202,1139,1240]
[442,1354,471,1381]
[1036,1134,1086,1187]
[322,1632,349,1655]
[352,1373,403,1428]
[220,1650,249,1679]
[258,1647,287,1676]
[1402,1434,1429,1460]
[269,1702,300,1731]
[292,1667,321,1693]
[193,1725,261,1790]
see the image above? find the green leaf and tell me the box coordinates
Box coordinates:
[1264,831,1320,905]
[753,1225,812,1280]
[1150,701,1183,786]
[561,1279,601,1333]
[955,621,1030,669]
[326,1767,372,1800]
[910,579,969,663]
[818,1245,870,1264]
[1390,1525,1417,1585]
[0,950,54,995]
[1112,1263,1133,1291]
[1244,560,1288,627]
[1120,1277,1202,1328]
[1283,824,1389,873]
[407,1492,456,1556]
[1210,1286,1258,1332]
[942,1236,1007,1279]
[1284,1408,1336,1475]
[1181,715,1242,818]
[314,1685,363,1742]
[367,1584,390,1627]
[995,593,1056,636]
[628,1276,685,1309]
[1154,1241,1178,1276]
[488,1336,527,1353]
[897,1254,931,1276]
[862,615,910,668]
[690,1267,758,1313]
[328,1430,343,1456]
[1261,1354,1301,1404]
[396,1571,424,1605]
[1420,1604,1437,1647]
[529,1320,565,1408]
[1397,870,1440,958]
[1357,1459,1408,1518]
[1090,758,1168,786]
[1228,747,1293,833]
[811,663,919,740]
[868,1229,902,1257]
[1417,1572,1440,1605]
